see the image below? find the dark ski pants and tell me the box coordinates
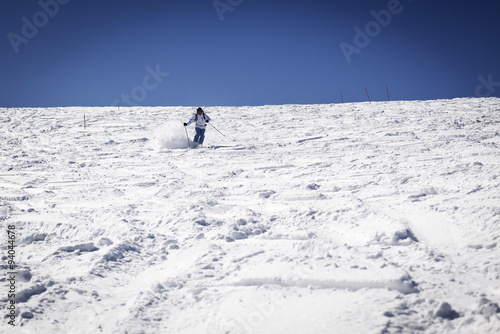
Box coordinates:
[194,127,206,144]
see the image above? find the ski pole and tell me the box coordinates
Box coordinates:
[184,124,191,147]
[208,122,225,137]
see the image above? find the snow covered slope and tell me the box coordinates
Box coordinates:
[1,98,499,333]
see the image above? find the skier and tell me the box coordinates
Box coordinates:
[184,107,212,146]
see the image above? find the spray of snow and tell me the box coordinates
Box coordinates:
[151,121,189,150]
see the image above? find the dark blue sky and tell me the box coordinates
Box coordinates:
[1,0,499,107]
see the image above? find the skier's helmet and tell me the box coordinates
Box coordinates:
[197,107,203,113]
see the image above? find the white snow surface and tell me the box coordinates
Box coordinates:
[1,98,500,333]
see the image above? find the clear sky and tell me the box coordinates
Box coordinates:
[1,0,499,107]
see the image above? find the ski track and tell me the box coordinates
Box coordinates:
[1,99,500,333]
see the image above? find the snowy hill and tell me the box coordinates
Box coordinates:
[1,98,500,333]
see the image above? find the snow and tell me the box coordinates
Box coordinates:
[1,98,500,333]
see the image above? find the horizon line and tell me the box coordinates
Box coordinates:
[1,96,498,109]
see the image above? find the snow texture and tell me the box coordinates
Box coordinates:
[1,98,500,333]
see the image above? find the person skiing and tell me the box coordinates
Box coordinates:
[184,107,212,146]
